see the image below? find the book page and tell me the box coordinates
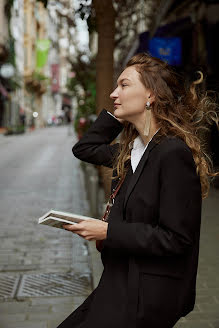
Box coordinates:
[46,213,83,223]
[39,217,77,229]
[38,209,98,224]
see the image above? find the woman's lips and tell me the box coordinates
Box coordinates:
[114,104,121,108]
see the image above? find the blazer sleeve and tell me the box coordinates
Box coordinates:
[72,109,124,168]
[102,140,202,256]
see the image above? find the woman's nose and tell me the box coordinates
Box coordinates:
[110,87,118,99]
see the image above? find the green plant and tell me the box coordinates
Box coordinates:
[33,71,50,82]
[4,124,25,135]
[25,71,50,94]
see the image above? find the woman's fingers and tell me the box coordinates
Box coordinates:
[63,222,93,240]
[63,220,91,234]
[62,220,108,241]
[63,222,83,232]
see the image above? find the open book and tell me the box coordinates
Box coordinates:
[38,209,98,230]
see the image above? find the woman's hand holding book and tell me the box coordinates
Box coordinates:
[63,219,108,241]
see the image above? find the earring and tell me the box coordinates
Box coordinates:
[143,102,151,136]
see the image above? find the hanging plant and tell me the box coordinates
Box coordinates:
[25,71,50,94]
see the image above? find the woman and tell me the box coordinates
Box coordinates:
[58,53,218,328]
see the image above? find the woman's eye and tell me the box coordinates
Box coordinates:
[122,84,127,87]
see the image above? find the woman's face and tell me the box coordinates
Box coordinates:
[110,66,153,122]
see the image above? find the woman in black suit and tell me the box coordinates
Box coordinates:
[58,53,218,328]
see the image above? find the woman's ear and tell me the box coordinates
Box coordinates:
[148,92,155,105]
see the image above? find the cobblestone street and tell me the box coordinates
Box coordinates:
[0,126,92,328]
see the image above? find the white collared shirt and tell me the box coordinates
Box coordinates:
[130,136,149,173]
[107,111,160,173]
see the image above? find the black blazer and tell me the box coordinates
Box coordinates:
[72,109,202,327]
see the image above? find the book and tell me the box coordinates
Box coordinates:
[38,209,98,230]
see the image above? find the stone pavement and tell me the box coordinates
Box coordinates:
[0,126,99,328]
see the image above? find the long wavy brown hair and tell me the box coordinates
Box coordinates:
[112,52,219,199]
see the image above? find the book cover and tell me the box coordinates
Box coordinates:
[38,209,98,230]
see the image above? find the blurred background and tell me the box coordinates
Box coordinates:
[0,0,219,327]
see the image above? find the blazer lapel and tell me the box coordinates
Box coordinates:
[123,139,158,210]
